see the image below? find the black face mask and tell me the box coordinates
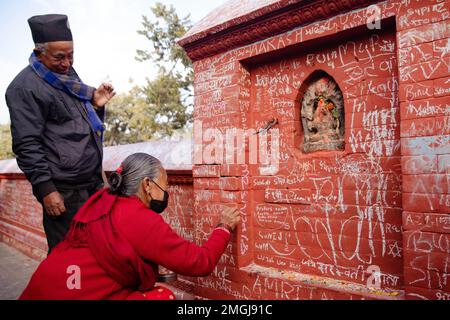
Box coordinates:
[149,180,169,214]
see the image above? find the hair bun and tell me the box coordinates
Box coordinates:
[109,171,123,194]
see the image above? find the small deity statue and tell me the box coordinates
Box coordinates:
[301,76,345,153]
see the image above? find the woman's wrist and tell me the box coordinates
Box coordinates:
[216,223,232,234]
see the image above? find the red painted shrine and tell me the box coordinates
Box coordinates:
[1,0,449,300]
[177,0,450,300]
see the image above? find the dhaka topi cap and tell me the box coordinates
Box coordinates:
[28,14,73,43]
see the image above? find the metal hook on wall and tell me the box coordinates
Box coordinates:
[255,118,279,135]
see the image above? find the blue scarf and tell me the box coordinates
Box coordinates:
[29,52,105,142]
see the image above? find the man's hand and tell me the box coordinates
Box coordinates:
[219,206,241,231]
[43,191,66,216]
[92,83,116,108]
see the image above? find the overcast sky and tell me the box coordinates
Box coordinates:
[0,0,224,124]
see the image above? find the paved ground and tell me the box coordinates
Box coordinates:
[0,243,39,300]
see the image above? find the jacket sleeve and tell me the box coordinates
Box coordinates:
[95,106,105,122]
[5,86,56,199]
[117,209,231,277]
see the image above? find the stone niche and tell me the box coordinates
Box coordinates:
[300,70,345,153]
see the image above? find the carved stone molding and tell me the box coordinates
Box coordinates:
[179,0,383,62]
[167,172,194,185]
[104,170,193,185]
[0,173,27,180]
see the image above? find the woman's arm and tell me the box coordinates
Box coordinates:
[116,208,231,277]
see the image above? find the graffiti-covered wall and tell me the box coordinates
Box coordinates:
[0,140,194,265]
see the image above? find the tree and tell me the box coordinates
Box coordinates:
[104,82,189,146]
[0,124,14,160]
[103,2,194,146]
[136,2,193,130]
[103,86,145,146]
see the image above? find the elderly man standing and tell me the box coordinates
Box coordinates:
[5,14,116,252]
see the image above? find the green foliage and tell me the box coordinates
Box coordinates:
[0,124,14,160]
[136,2,193,71]
[104,2,193,146]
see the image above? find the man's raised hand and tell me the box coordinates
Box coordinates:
[92,83,116,108]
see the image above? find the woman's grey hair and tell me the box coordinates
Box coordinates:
[109,153,163,196]
[34,43,48,54]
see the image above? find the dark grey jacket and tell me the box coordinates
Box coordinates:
[5,66,104,200]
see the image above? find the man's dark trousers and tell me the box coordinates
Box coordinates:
[41,183,103,253]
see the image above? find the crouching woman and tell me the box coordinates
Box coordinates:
[20,153,240,300]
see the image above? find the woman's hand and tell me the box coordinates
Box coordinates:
[92,83,116,108]
[219,206,241,231]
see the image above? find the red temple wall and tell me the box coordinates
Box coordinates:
[189,0,450,300]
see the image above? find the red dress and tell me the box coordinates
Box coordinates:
[20,195,230,300]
